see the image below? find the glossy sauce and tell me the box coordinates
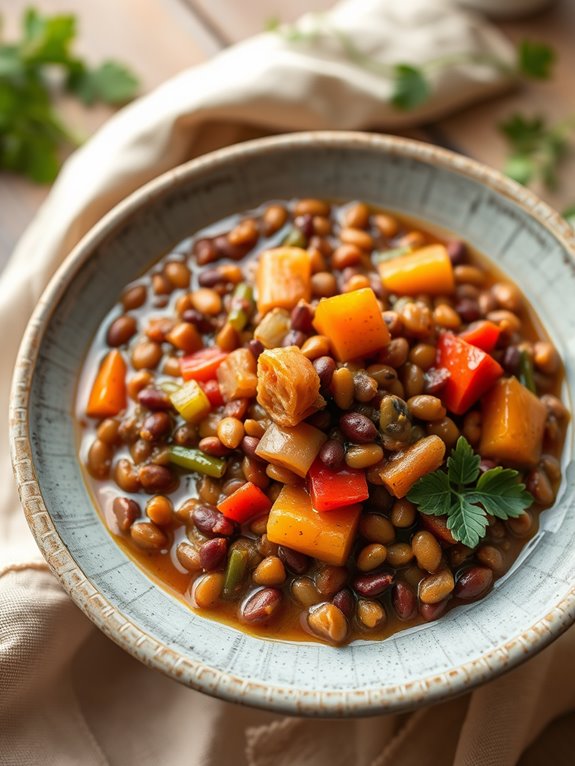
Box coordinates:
[76,201,567,644]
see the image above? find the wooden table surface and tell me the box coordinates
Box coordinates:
[1,0,573,268]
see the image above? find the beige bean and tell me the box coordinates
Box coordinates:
[253,556,286,586]
[307,603,348,643]
[412,530,442,572]
[419,570,455,604]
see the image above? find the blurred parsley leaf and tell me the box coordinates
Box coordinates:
[391,65,430,111]
[499,113,572,190]
[517,40,555,80]
[67,61,140,105]
[0,7,139,183]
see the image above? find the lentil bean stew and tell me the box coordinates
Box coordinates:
[78,199,569,645]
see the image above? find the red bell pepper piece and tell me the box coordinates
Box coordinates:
[180,348,228,382]
[217,481,272,523]
[200,379,224,407]
[459,320,501,353]
[308,459,369,512]
[436,332,503,415]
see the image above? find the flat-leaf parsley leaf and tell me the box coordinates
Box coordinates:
[407,436,533,548]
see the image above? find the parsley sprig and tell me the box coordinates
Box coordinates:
[267,15,554,112]
[499,113,575,190]
[0,8,139,182]
[407,437,533,549]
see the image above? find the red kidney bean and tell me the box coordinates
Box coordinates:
[313,356,336,391]
[193,504,236,537]
[294,213,315,240]
[198,436,230,457]
[213,235,250,261]
[454,566,493,600]
[240,588,283,624]
[291,303,315,334]
[446,240,466,265]
[140,412,171,442]
[137,388,172,411]
[455,298,481,323]
[392,581,417,620]
[332,588,354,619]
[424,367,450,395]
[278,546,310,574]
[502,346,521,375]
[353,571,394,597]
[199,538,228,570]
[282,330,307,347]
[420,598,449,621]
[319,439,345,470]
[248,339,265,359]
[198,268,225,287]
[112,497,140,532]
[107,315,137,347]
[139,463,178,493]
[479,458,497,473]
[339,412,378,444]
[182,308,213,334]
[194,238,218,265]
[241,435,261,460]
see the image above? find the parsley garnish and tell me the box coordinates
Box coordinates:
[499,113,574,190]
[0,8,139,182]
[407,437,533,549]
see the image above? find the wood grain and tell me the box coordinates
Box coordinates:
[0,0,214,267]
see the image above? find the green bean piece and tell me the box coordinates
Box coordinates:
[228,283,254,332]
[168,446,226,478]
[223,548,249,598]
[281,227,306,248]
[519,350,536,393]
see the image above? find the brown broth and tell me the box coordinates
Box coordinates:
[76,200,568,644]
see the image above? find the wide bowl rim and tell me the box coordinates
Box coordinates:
[10,130,575,717]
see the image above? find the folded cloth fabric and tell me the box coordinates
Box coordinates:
[2,0,574,764]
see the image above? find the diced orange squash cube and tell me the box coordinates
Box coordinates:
[379,244,455,296]
[256,247,311,315]
[255,421,327,478]
[480,377,547,467]
[266,485,361,565]
[379,435,446,498]
[312,287,390,362]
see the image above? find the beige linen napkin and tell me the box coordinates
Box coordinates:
[2,1,574,764]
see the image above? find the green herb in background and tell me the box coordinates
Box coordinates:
[407,437,533,549]
[267,15,555,112]
[499,113,574,189]
[0,8,139,182]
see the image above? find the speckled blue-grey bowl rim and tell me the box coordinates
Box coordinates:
[10,131,575,717]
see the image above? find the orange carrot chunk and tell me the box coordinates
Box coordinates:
[86,350,127,418]
[312,287,390,362]
[266,485,361,565]
[480,377,547,467]
[256,247,311,315]
[378,244,455,296]
[379,435,446,498]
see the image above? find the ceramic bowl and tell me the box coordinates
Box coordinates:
[10,132,575,717]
